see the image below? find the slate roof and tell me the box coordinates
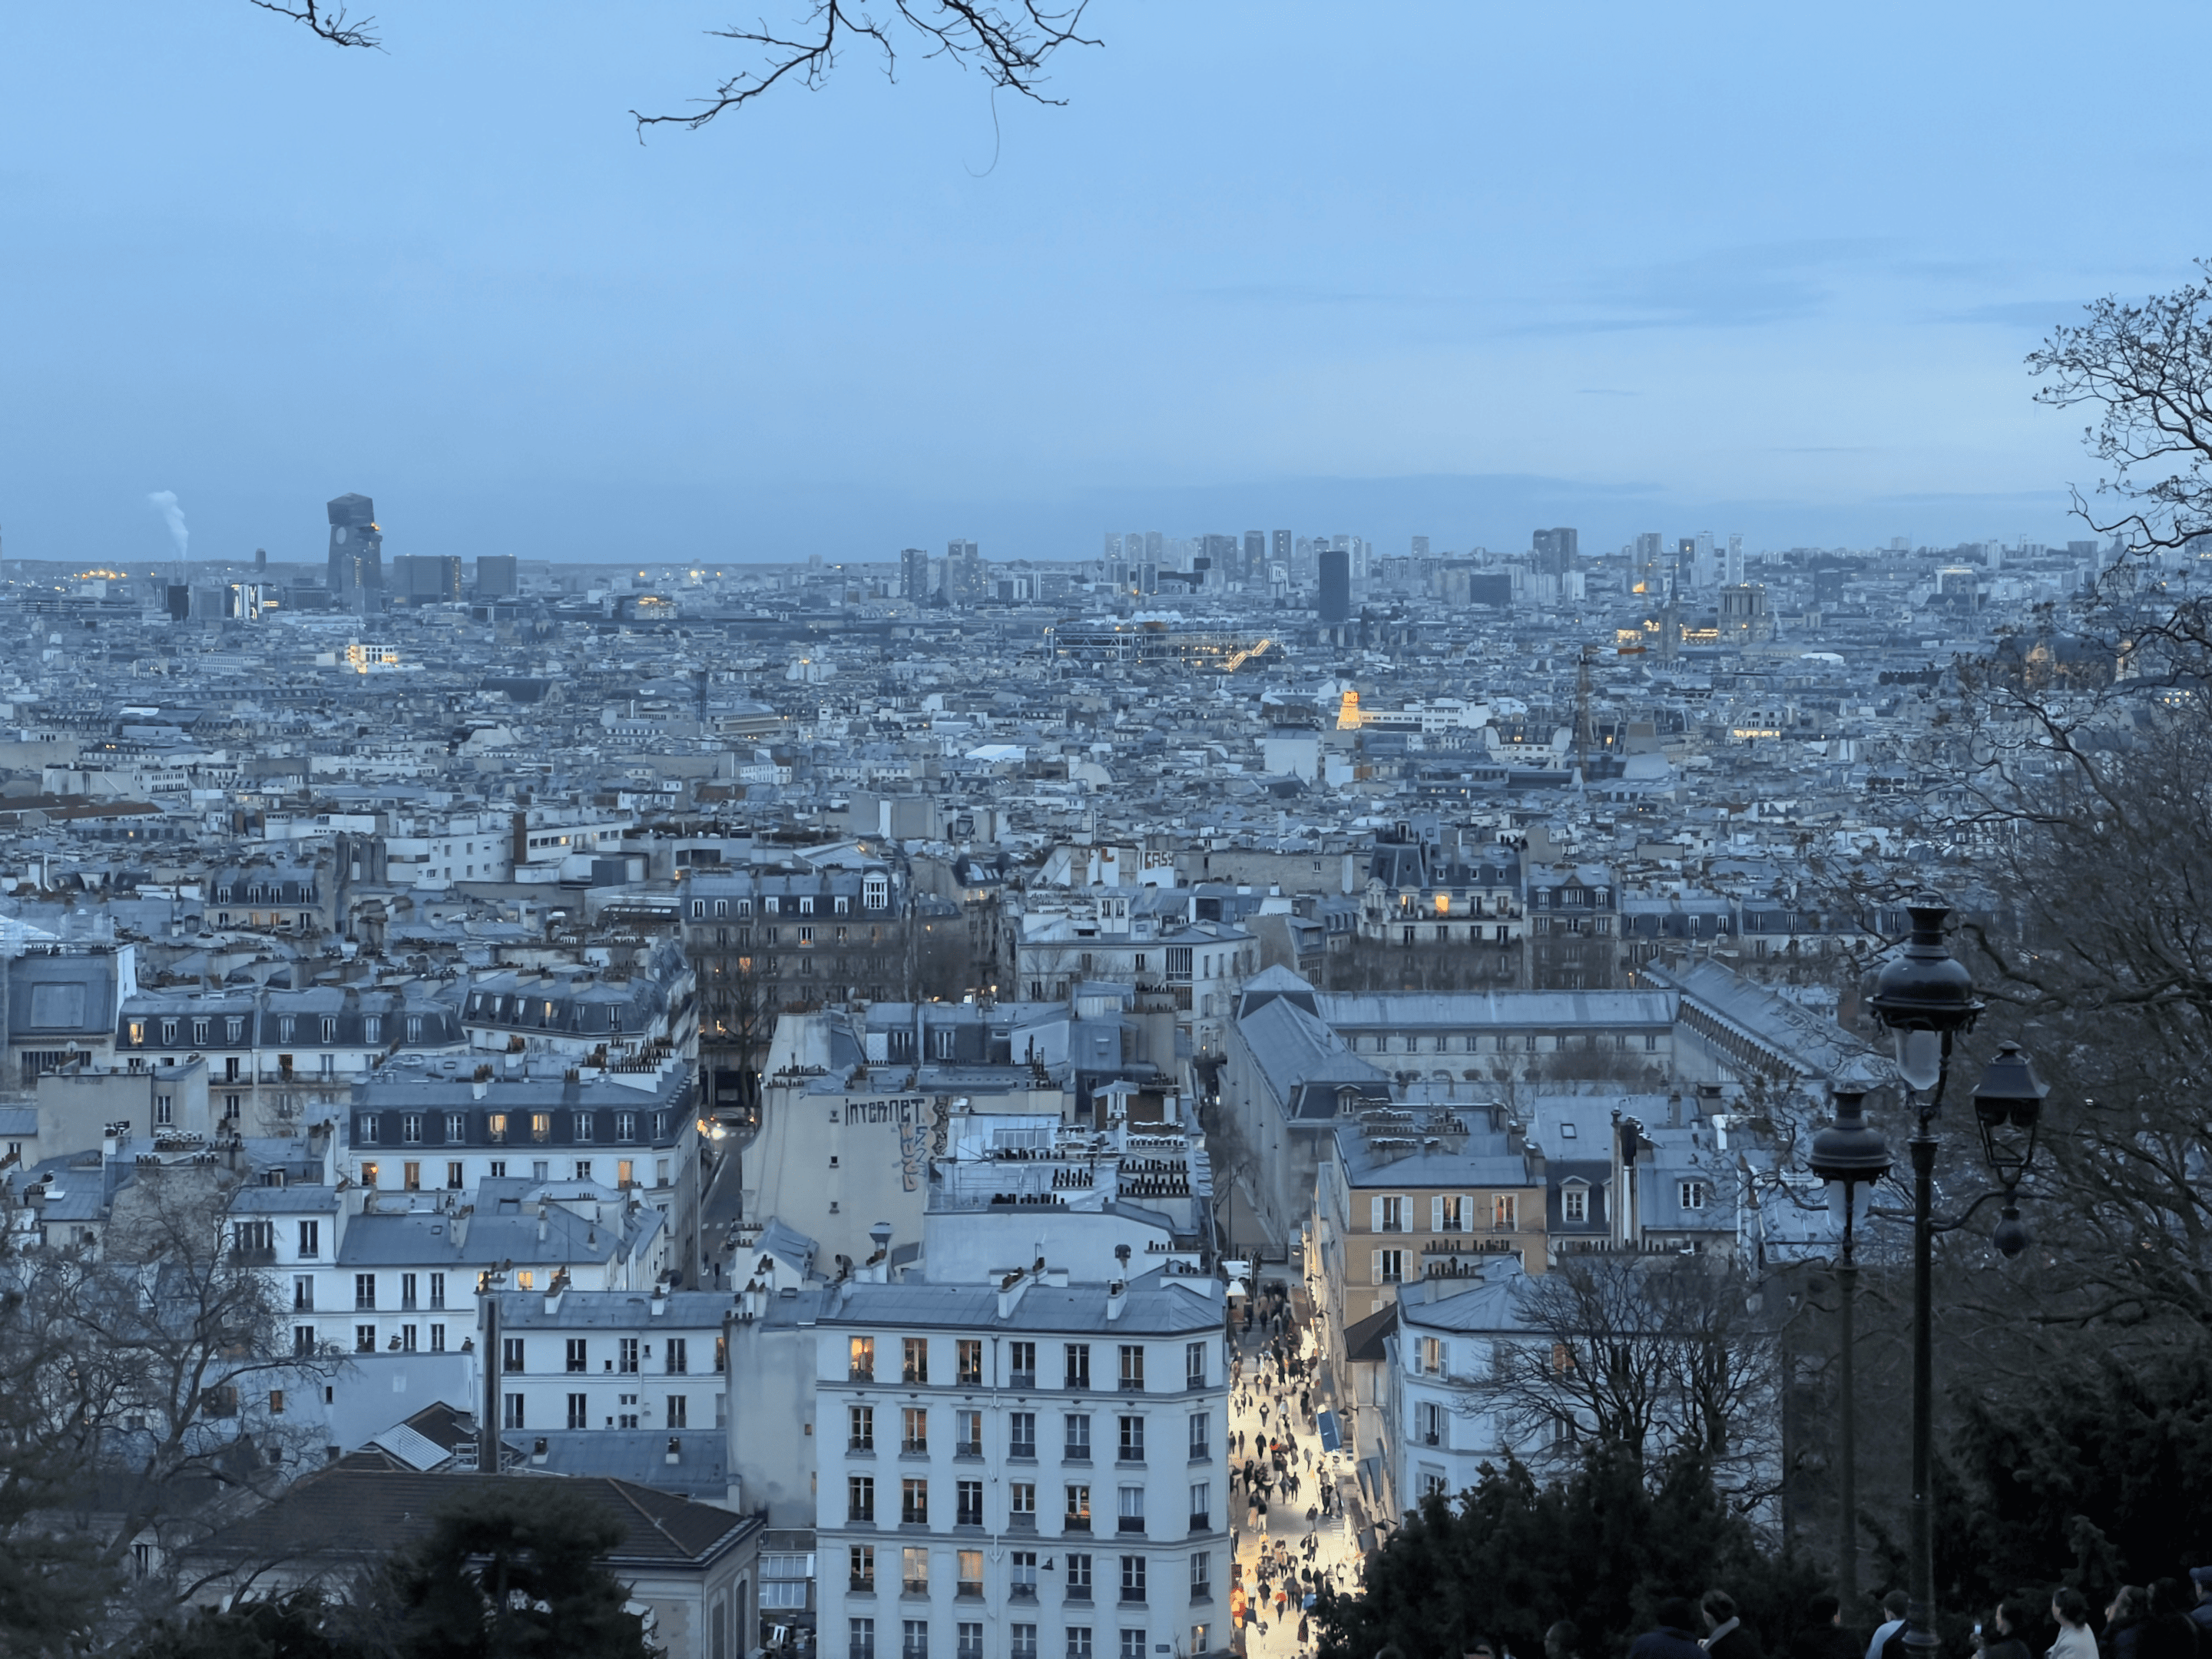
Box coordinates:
[194,1468,756,1569]
[821,1267,1224,1336]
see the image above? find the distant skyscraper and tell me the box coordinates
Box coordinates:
[1142,531,1164,563]
[1317,548,1352,625]
[945,539,981,605]
[1410,535,1431,558]
[1243,531,1265,581]
[1104,531,1123,561]
[1532,527,1578,576]
[391,555,462,601]
[1273,529,1291,569]
[1200,533,1238,582]
[900,547,930,601]
[1695,531,1716,589]
[477,555,519,598]
[1634,531,1664,597]
[1725,534,1744,586]
[326,493,382,603]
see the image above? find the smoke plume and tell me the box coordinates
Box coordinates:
[147,490,190,561]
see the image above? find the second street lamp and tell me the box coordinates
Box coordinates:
[1808,1084,1892,1612]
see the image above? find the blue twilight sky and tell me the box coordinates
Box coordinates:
[1,2,2205,568]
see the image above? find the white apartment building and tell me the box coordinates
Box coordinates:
[485,1285,730,1445]
[813,1267,1233,1659]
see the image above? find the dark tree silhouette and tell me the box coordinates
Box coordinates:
[243,0,1101,137]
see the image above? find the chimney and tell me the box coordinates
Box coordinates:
[1106,1280,1128,1321]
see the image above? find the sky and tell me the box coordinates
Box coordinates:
[2,2,2207,568]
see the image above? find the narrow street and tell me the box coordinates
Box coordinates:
[1225,1278,1369,1659]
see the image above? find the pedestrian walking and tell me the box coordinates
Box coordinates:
[2050,1589,2096,1659]
[1700,1589,1763,1659]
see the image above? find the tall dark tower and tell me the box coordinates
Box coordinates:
[326,494,382,604]
[1317,547,1352,625]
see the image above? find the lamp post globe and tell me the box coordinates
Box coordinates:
[1867,896,1984,1086]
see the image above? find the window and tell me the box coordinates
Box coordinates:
[1068,1631,1094,1659]
[900,1479,928,1525]
[298,1220,319,1257]
[1493,1194,1519,1230]
[957,1627,982,1659]
[1187,1412,1209,1461]
[1065,1413,1091,1460]
[1681,1181,1707,1210]
[1188,1482,1210,1532]
[568,1339,588,1373]
[1418,1402,1444,1446]
[293,1275,314,1312]
[1117,1416,1144,1462]
[902,1338,929,1384]
[955,1409,982,1455]
[531,1113,551,1143]
[1118,1345,1144,1392]
[1563,1185,1588,1224]
[502,1392,525,1428]
[364,1016,382,1045]
[957,1481,984,1527]
[901,1548,929,1595]
[356,1324,378,1353]
[359,1161,379,1189]
[1065,1343,1091,1389]
[668,1395,687,1427]
[851,1405,876,1451]
[431,1323,446,1352]
[1118,1555,1146,1604]
[903,1407,929,1455]
[1436,1194,1469,1233]
[1373,1250,1405,1285]
[357,1114,380,1145]
[1008,1340,1036,1387]
[848,1475,876,1522]
[1190,1549,1212,1600]
[1065,1484,1091,1531]
[850,1545,876,1594]
[574,1160,593,1181]
[852,1621,877,1659]
[354,1273,376,1311]
[1184,1341,1206,1389]
[401,1272,419,1310]
[1010,1482,1037,1527]
[617,1112,637,1141]
[447,1161,465,1190]
[1012,1625,1039,1659]
[568,1394,589,1429]
[194,1017,210,1046]
[1419,1336,1444,1375]
[1117,1485,1145,1533]
[1422,1471,1450,1498]
[488,1114,508,1142]
[1008,1410,1036,1459]
[957,1548,984,1596]
[902,1625,926,1659]
[399,1114,422,1145]
[957,1339,983,1385]
[619,1338,640,1374]
[850,1336,876,1381]
[1373,1194,1405,1233]
[402,1161,421,1191]
[667,1337,687,1374]
[504,1337,526,1372]
[1066,1556,1093,1602]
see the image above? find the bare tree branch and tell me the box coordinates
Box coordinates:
[244,0,382,51]
[631,1,1100,137]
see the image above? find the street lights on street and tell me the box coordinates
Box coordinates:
[1808,1085,1891,1611]
[1866,895,2048,1659]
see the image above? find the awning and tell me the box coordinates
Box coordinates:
[1316,1409,1343,1454]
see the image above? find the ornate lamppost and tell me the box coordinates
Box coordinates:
[1866,896,2048,1657]
[1808,1085,1891,1611]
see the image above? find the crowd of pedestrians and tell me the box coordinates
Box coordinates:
[1227,1277,1362,1659]
[1436,1576,2212,1659]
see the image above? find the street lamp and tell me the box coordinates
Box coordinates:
[1808,1085,1892,1612]
[1866,894,2050,1659]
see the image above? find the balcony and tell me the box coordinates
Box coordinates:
[1008,1442,1037,1462]
[1008,1370,1035,1390]
[1063,1516,1091,1535]
[850,1366,876,1383]
[955,1440,983,1459]
[849,1437,876,1455]
[1117,1516,1146,1535]
[902,1579,929,1598]
[1008,1513,1037,1532]
[956,1583,984,1601]
[901,1439,929,1457]
[849,1579,876,1596]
